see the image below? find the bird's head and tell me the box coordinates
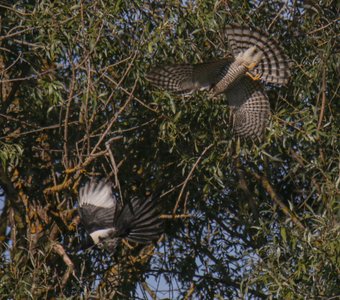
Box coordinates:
[90,228,121,252]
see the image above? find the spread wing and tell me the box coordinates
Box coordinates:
[225,76,270,138]
[78,204,115,234]
[115,196,163,243]
[146,59,234,95]
[78,180,118,234]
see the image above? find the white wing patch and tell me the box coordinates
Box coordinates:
[90,229,113,244]
[79,180,116,208]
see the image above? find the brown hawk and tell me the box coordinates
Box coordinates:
[146,25,291,138]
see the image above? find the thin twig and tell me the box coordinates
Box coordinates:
[0,27,35,41]
[106,136,124,203]
[52,243,75,287]
[0,4,33,16]
[235,162,259,218]
[141,281,157,300]
[317,66,326,131]
[251,171,305,230]
[102,72,158,113]
[184,282,195,300]
[268,2,287,31]
[160,214,192,219]
[173,143,214,214]
[87,79,137,159]
[63,66,76,169]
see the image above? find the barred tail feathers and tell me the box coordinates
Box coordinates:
[226,25,291,85]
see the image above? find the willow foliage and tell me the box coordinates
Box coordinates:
[0,1,339,299]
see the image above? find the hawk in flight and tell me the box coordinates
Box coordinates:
[78,180,163,252]
[146,25,291,138]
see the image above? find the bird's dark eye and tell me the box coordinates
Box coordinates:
[105,239,119,252]
[95,238,120,252]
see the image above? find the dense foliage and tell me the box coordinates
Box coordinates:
[0,0,339,299]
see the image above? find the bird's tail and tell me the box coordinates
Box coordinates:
[115,196,163,244]
[225,25,291,85]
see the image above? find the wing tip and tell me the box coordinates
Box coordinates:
[79,179,116,209]
[117,195,163,243]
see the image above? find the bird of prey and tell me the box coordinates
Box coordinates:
[78,180,163,252]
[146,25,291,138]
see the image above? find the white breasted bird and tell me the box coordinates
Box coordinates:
[78,180,163,252]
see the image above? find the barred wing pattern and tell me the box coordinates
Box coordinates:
[147,24,291,138]
[146,59,233,95]
[226,76,270,138]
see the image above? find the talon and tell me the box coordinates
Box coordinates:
[243,62,258,71]
[246,71,262,81]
